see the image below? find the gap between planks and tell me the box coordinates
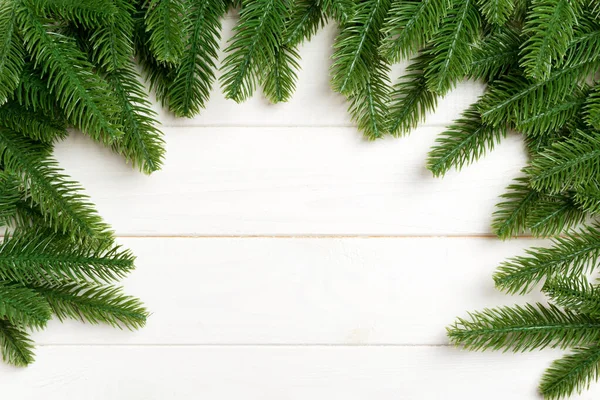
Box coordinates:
[113,233,543,239]
[157,123,453,129]
[35,343,452,348]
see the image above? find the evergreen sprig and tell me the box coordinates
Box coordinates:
[0,0,160,367]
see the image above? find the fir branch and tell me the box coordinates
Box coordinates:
[0,172,20,225]
[220,0,290,102]
[519,0,581,81]
[492,177,542,239]
[476,0,515,25]
[0,228,135,286]
[0,319,35,367]
[494,224,600,294]
[26,0,120,28]
[133,7,172,102]
[0,0,25,106]
[574,183,600,215]
[144,0,187,64]
[525,193,586,238]
[469,24,522,81]
[87,0,134,72]
[424,0,481,95]
[10,65,60,117]
[330,0,390,95]
[478,64,596,127]
[555,12,600,69]
[31,281,147,330]
[285,0,325,47]
[514,85,587,136]
[524,129,567,156]
[263,45,301,103]
[427,103,507,177]
[448,303,600,352]
[347,57,391,140]
[388,51,438,136]
[167,0,225,117]
[540,345,600,399]
[17,3,123,145]
[379,0,452,63]
[585,84,600,130]
[0,281,51,329]
[0,130,113,241]
[320,0,354,22]
[544,277,600,318]
[0,100,67,143]
[528,130,600,194]
[104,62,165,174]
[263,0,327,103]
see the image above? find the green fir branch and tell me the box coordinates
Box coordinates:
[220,0,290,102]
[320,0,354,22]
[519,0,581,81]
[528,130,600,194]
[574,183,600,215]
[514,85,587,136]
[105,62,166,174]
[544,277,600,318]
[0,100,67,143]
[424,0,481,95]
[87,0,134,72]
[346,57,391,140]
[469,24,522,81]
[330,0,390,95]
[263,45,301,103]
[17,3,123,145]
[0,130,113,241]
[494,224,600,294]
[0,172,21,225]
[0,0,25,106]
[25,0,120,28]
[144,0,187,64]
[427,103,507,177]
[492,176,541,239]
[540,345,600,399]
[0,228,135,286]
[388,51,438,136]
[0,281,51,329]
[476,0,515,25]
[478,63,596,127]
[448,303,600,352]
[167,0,225,117]
[379,0,452,63]
[525,193,586,238]
[0,319,35,367]
[285,0,325,46]
[584,84,600,130]
[32,281,147,330]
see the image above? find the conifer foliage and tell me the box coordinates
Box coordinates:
[0,0,163,367]
[2,0,600,397]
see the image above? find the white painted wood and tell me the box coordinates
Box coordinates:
[2,346,598,400]
[33,237,548,345]
[152,21,485,128]
[54,127,526,236]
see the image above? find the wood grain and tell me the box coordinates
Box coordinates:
[54,127,526,236]
[32,237,548,345]
[2,346,598,399]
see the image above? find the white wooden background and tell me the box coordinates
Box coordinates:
[3,21,599,399]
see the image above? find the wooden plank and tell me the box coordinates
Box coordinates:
[33,237,548,345]
[54,127,526,236]
[1,345,597,399]
[152,21,484,128]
